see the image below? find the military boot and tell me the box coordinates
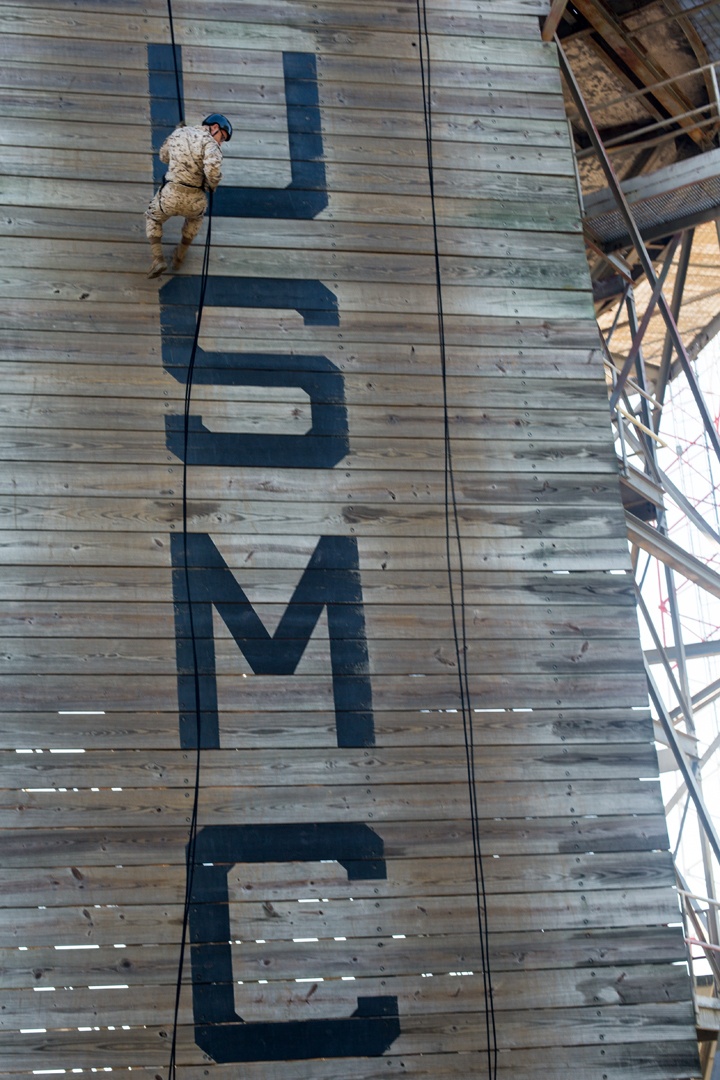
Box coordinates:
[147,242,167,279]
[171,238,192,272]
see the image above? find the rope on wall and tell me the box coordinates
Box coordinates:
[413,2,498,1075]
[166,0,185,126]
[168,193,213,1080]
[162,4,212,1075]
[160,0,496,1072]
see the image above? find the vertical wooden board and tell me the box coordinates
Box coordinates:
[0,1,698,1078]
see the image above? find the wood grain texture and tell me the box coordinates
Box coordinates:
[0,600,639,636]
[0,887,683,947]
[0,1050,704,1080]
[0,566,637,603]
[0,744,657,788]
[0,927,690,995]
[0,500,627,538]
[0,964,693,1030]
[0,850,675,908]
[0,1046,702,1080]
[0,810,667,865]
[0,777,665,829]
[0,0,697,1075]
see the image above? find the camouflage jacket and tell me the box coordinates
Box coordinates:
[159,125,223,191]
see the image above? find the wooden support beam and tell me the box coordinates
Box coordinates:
[542,0,569,41]
[570,0,711,146]
[559,42,720,464]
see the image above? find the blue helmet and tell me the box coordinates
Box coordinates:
[202,113,232,141]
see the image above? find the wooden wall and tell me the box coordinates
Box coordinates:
[0,0,701,1077]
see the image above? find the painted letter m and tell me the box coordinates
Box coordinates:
[171,533,375,749]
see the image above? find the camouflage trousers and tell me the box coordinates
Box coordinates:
[145,181,207,245]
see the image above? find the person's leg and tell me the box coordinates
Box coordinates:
[145,191,169,278]
[171,213,204,271]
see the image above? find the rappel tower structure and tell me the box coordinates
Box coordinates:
[0,1,702,1078]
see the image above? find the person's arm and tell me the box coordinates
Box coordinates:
[159,135,171,165]
[202,140,223,191]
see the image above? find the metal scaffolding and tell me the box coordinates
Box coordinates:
[557,32,720,1078]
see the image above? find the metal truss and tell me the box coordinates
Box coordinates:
[557,36,720,1078]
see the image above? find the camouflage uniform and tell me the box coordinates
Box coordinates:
[145,124,223,276]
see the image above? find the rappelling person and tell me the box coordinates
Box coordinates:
[145,113,232,279]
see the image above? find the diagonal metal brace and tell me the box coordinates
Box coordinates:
[645,662,720,869]
[557,40,720,465]
[608,236,680,411]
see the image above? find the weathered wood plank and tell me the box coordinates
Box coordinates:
[0,544,631,584]
[0,811,667,866]
[0,849,674,909]
[0,566,637,605]
[0,175,582,232]
[0,530,631,574]
[0,271,592,322]
[0,1045,701,1080]
[0,946,686,1019]
[0,9,556,64]
[0,634,642,675]
[0,743,656,789]
[1,39,554,87]
[0,494,626,535]
[0,67,565,122]
[0,213,587,267]
[0,334,604,384]
[0,708,655,753]
[0,927,689,999]
[0,0,694,1071]
[0,670,646,712]
[0,885,683,947]
[0,472,625,514]
[0,75,568,128]
[3,145,575,196]
[0,434,614,474]
[0,306,596,347]
[0,961,693,1031]
[0,396,612,439]
[2,57,561,98]
[0,777,664,830]
[0,1003,698,1061]
[0,241,589,290]
[0,95,571,154]
[0,600,639,638]
[0,500,627,540]
[1,0,539,41]
[0,369,610,414]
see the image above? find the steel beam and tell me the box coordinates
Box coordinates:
[672,677,720,721]
[620,425,720,544]
[609,240,679,411]
[645,662,720,869]
[655,229,694,420]
[626,515,720,600]
[646,640,720,664]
